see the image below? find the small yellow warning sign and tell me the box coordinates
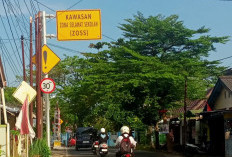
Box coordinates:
[42,45,61,74]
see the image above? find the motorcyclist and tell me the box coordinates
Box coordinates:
[115,126,137,157]
[98,128,109,144]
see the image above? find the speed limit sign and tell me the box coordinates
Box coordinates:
[40,78,56,93]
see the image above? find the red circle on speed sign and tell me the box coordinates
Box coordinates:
[40,78,56,93]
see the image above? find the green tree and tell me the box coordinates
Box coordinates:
[50,13,228,131]
[4,87,19,106]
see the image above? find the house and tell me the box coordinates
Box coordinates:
[0,104,20,129]
[200,76,232,157]
[169,89,212,147]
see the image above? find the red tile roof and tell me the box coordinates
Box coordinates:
[170,88,213,117]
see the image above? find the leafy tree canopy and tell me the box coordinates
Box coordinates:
[51,13,228,129]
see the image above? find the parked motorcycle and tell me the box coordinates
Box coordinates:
[185,143,206,157]
[99,142,108,157]
[92,141,99,155]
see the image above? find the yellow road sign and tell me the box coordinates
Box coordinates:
[56,9,102,41]
[13,81,37,104]
[60,119,63,125]
[32,54,36,64]
[54,141,61,147]
[42,45,61,74]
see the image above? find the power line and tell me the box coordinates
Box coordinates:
[35,0,41,11]
[32,0,56,12]
[14,0,30,34]
[47,42,84,55]
[215,55,232,62]
[23,0,33,16]
[103,34,116,41]
[1,40,22,74]
[2,0,23,65]
[66,0,85,10]
[4,0,30,60]
[29,0,37,15]
[46,0,85,23]
[0,15,22,71]
[0,42,21,75]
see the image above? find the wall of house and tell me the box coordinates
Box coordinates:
[214,88,232,110]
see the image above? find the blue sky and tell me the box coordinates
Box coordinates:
[0,0,232,86]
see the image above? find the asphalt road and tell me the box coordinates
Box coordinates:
[52,147,184,157]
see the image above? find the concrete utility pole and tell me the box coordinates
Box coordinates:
[42,11,55,148]
[42,11,50,148]
[41,11,49,146]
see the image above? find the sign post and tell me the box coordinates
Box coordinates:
[56,9,101,41]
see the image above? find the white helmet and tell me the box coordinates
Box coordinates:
[100,128,105,133]
[120,126,129,134]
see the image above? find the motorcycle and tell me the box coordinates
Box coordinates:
[92,141,99,155]
[68,137,76,147]
[184,143,206,157]
[121,154,132,157]
[99,142,108,157]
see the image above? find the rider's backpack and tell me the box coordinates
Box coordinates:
[120,134,131,154]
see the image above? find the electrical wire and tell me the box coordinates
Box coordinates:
[29,0,36,15]
[0,43,21,75]
[35,0,41,11]
[12,0,33,58]
[2,0,23,65]
[66,0,84,10]
[32,0,56,12]
[45,0,85,23]
[0,15,22,71]
[47,42,84,55]
[215,55,232,62]
[103,34,116,41]
[1,41,22,74]
[23,0,33,16]
[8,0,29,35]
[14,0,30,35]
[4,0,30,60]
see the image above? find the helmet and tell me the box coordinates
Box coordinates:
[120,126,129,134]
[100,128,105,133]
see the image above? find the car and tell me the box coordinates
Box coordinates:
[75,127,97,150]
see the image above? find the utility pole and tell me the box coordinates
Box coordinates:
[36,12,43,139]
[21,35,26,81]
[29,16,33,126]
[183,79,187,147]
[42,11,50,148]
[42,11,55,147]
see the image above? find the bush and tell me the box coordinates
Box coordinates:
[29,138,51,157]
[0,149,5,156]
[136,144,155,151]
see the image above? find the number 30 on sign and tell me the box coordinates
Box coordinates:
[40,78,56,94]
